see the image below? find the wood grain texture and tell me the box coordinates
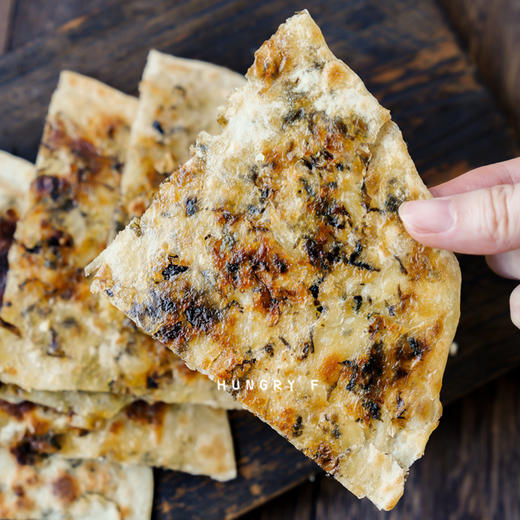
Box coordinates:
[0,0,14,53]
[244,367,520,520]
[243,480,316,520]
[0,0,519,518]
[443,256,519,402]
[8,0,108,49]
[440,0,520,138]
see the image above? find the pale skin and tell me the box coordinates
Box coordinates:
[399,157,520,329]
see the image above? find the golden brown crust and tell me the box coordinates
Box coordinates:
[89,11,460,509]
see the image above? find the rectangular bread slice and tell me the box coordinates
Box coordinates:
[0,398,236,480]
[120,49,245,220]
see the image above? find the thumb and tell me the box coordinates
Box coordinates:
[399,184,520,255]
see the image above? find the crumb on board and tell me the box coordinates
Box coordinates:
[449,341,459,356]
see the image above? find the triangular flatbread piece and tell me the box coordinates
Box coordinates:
[89,11,460,509]
[0,152,135,426]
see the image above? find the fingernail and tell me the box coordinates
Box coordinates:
[398,199,454,234]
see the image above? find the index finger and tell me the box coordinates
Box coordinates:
[430,157,520,197]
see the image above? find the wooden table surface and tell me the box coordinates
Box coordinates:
[0,1,519,519]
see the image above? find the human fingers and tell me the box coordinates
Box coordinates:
[510,285,520,329]
[486,249,520,280]
[399,183,520,255]
[429,157,520,197]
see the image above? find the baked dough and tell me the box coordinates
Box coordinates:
[89,11,460,509]
[0,399,236,480]
[0,448,153,520]
[121,49,244,220]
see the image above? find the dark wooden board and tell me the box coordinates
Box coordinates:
[0,1,518,518]
[440,0,520,139]
[0,0,14,53]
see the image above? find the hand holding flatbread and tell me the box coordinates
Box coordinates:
[400,157,520,329]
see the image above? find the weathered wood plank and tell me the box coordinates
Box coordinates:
[443,255,520,402]
[440,0,520,138]
[0,0,14,53]
[8,0,109,49]
[241,480,316,520]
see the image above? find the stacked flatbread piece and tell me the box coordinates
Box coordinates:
[89,11,461,511]
[0,152,153,519]
[0,51,244,518]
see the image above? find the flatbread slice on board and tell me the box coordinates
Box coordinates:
[120,49,245,220]
[0,73,236,409]
[89,11,461,509]
[0,448,153,520]
[0,152,237,479]
[0,382,132,429]
[0,399,236,480]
